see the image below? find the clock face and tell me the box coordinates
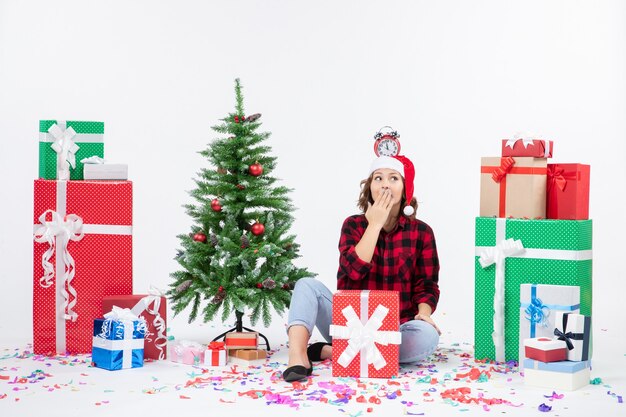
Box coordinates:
[375,138,400,156]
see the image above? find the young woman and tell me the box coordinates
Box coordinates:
[282,154,441,382]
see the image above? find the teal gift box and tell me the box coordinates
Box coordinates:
[39,120,104,180]
[474,217,592,363]
[92,317,145,371]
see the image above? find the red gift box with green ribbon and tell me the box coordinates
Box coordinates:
[547,163,590,220]
[33,179,133,354]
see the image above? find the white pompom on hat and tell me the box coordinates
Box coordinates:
[368,155,416,216]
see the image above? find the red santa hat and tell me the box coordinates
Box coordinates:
[368,155,416,216]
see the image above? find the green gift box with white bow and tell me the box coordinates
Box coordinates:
[38,120,105,180]
[474,217,592,363]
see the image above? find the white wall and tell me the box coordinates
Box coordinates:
[1,0,624,345]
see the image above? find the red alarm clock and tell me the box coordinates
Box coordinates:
[373,126,401,157]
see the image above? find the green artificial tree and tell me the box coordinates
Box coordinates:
[169,79,315,346]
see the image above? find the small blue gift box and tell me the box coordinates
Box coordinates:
[92,317,145,370]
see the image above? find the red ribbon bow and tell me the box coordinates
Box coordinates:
[491,157,515,183]
[208,341,225,350]
[547,166,567,191]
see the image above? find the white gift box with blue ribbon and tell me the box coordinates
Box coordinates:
[518,284,580,369]
[92,307,146,371]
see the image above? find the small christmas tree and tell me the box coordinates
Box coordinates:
[169,79,315,332]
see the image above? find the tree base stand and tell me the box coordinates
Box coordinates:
[212,310,270,350]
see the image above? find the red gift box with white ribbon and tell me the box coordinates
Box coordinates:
[501,137,554,158]
[329,290,401,378]
[33,179,133,354]
[523,337,568,362]
[102,291,167,360]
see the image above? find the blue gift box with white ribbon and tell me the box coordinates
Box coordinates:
[92,307,146,371]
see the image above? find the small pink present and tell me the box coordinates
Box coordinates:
[168,340,204,365]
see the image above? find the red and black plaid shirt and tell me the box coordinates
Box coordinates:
[337,214,440,324]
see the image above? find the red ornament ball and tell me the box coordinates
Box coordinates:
[193,233,207,243]
[248,162,263,177]
[211,198,222,212]
[218,286,224,292]
[256,283,263,289]
[251,221,265,236]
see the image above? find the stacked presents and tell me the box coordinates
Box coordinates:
[168,332,266,367]
[33,119,167,370]
[474,136,592,389]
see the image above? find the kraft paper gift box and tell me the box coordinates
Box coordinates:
[554,312,591,362]
[519,284,580,368]
[547,164,591,220]
[33,179,133,354]
[38,120,105,180]
[169,340,205,365]
[91,308,145,371]
[474,217,592,363]
[480,156,547,218]
[523,359,590,391]
[102,293,167,360]
[84,163,128,180]
[224,332,258,350]
[329,290,402,378]
[523,337,568,363]
[229,349,267,361]
[501,138,553,158]
[204,342,227,366]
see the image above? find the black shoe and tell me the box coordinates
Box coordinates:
[307,342,332,362]
[282,362,313,382]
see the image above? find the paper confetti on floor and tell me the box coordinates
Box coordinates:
[0,342,623,415]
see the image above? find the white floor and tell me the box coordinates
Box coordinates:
[1,322,624,417]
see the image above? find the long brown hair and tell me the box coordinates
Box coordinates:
[357,174,418,219]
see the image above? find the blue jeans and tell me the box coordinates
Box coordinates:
[287,278,439,364]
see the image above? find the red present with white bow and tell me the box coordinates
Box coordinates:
[523,337,568,362]
[501,136,553,158]
[204,341,227,366]
[33,179,133,354]
[102,290,167,360]
[329,290,401,378]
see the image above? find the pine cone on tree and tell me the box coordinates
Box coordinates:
[241,233,250,249]
[210,233,218,247]
[176,279,193,294]
[262,278,276,289]
[211,291,226,304]
[245,113,261,122]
